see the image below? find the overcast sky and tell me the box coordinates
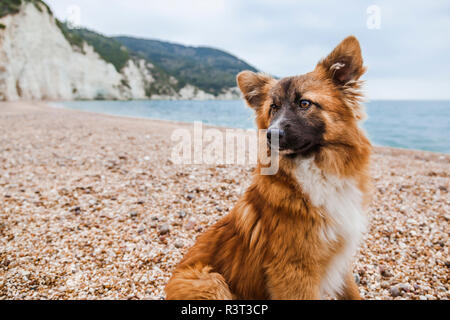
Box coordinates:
[46,0,450,100]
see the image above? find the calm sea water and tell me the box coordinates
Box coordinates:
[55,100,450,154]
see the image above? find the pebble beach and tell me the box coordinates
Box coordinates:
[0,101,448,300]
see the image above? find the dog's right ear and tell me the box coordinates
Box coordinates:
[237,71,274,110]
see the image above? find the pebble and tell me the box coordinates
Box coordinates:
[184,219,197,231]
[398,283,410,292]
[186,194,195,201]
[174,241,184,249]
[178,211,186,218]
[390,286,402,297]
[137,226,145,234]
[129,212,138,218]
[354,274,360,285]
[158,224,170,235]
[379,265,393,278]
[71,206,81,215]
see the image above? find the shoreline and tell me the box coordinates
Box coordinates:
[0,101,448,300]
[46,100,449,158]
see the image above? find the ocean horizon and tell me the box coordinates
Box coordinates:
[53,99,450,154]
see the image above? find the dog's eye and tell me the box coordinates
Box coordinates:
[299,100,311,109]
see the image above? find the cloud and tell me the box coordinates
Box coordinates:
[45,0,450,99]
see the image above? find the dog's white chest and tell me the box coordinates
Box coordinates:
[294,158,366,298]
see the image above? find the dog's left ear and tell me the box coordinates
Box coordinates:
[316,36,366,86]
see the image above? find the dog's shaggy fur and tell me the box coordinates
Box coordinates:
[165,36,372,300]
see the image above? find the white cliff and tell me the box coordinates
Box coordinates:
[0,3,125,100]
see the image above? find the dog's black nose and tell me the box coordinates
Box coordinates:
[267,128,285,143]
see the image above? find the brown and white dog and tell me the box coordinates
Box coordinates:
[165,36,372,300]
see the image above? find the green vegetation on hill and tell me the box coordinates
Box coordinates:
[56,20,85,51]
[55,23,180,96]
[57,25,258,95]
[115,37,258,95]
[0,0,21,18]
[0,0,51,19]
[57,24,130,72]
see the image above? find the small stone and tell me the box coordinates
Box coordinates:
[130,212,138,218]
[178,211,186,218]
[379,265,393,278]
[381,281,390,289]
[158,224,170,235]
[419,295,427,300]
[438,185,447,192]
[137,226,145,234]
[398,283,411,292]
[71,206,81,215]
[184,219,196,231]
[174,241,184,249]
[136,200,145,205]
[21,270,30,277]
[195,226,203,232]
[151,216,159,221]
[216,206,223,212]
[186,194,195,201]
[390,286,402,297]
[354,274,360,285]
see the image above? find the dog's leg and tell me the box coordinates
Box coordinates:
[165,263,233,300]
[266,268,321,300]
[337,271,362,300]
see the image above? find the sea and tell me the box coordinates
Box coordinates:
[54,100,450,154]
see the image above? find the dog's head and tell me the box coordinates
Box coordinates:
[237,36,367,159]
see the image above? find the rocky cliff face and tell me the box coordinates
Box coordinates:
[0,2,240,101]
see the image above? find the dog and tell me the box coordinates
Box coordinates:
[165,36,372,300]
